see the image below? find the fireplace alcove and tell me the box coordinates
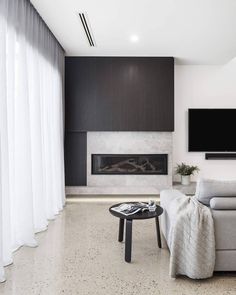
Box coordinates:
[92,154,168,175]
[65,57,174,190]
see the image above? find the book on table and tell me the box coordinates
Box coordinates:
[111,202,149,216]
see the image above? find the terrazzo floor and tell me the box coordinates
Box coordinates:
[1,197,236,295]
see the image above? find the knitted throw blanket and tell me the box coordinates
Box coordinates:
[168,195,215,279]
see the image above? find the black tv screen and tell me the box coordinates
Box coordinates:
[188,109,236,152]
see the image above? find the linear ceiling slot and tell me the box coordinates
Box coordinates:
[78,13,96,47]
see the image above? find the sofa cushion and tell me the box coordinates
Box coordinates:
[212,210,236,250]
[195,178,236,205]
[210,197,236,210]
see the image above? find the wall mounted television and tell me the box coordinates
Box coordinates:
[188,109,236,152]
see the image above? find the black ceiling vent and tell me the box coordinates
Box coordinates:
[78,13,96,47]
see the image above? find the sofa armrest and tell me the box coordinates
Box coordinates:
[210,197,236,210]
[160,189,186,248]
[160,189,185,209]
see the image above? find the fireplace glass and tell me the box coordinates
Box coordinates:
[92,154,168,175]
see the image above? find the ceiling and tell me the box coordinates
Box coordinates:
[30,0,236,65]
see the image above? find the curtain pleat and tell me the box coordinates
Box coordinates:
[0,0,65,282]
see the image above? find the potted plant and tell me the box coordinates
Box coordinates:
[175,163,199,185]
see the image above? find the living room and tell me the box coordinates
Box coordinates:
[1,0,236,294]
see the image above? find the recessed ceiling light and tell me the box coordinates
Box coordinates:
[130,34,139,43]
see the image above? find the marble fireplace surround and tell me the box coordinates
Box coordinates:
[80,132,173,195]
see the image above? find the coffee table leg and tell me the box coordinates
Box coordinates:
[155,217,162,248]
[118,218,124,242]
[125,219,132,262]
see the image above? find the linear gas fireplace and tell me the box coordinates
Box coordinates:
[92,154,168,175]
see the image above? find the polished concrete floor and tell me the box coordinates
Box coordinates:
[1,198,236,295]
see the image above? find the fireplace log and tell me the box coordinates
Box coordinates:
[98,158,157,173]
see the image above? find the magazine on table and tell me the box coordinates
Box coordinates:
[111,202,149,216]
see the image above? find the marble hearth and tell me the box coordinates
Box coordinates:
[66,132,172,195]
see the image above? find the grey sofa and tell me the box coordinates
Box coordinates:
[160,179,236,271]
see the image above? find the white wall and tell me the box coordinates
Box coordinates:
[174,64,236,181]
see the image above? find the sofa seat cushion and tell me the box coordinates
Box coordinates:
[210,197,236,210]
[212,209,236,250]
[195,178,236,205]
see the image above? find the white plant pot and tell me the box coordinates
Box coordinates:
[181,175,190,186]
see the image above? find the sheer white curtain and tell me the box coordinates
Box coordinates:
[0,0,65,282]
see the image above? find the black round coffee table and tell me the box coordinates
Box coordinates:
[109,202,163,262]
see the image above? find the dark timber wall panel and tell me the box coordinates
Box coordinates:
[64,132,87,186]
[65,57,174,132]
